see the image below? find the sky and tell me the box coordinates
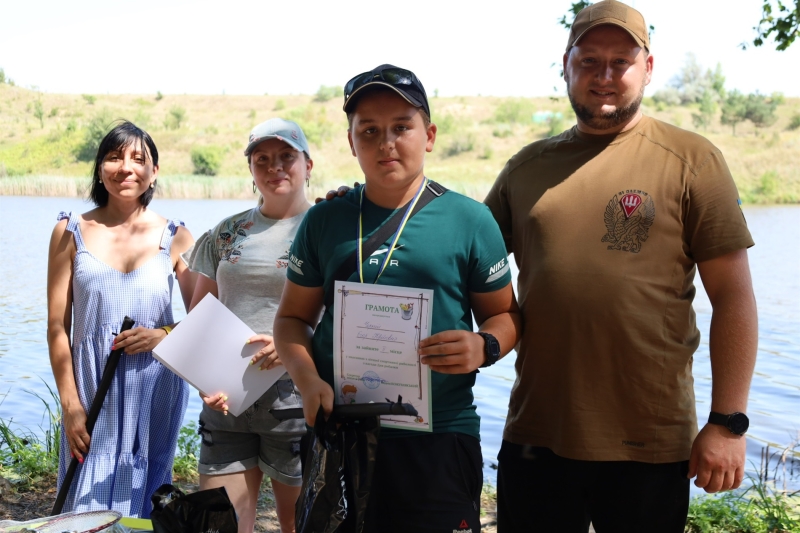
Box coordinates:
[1,0,798,98]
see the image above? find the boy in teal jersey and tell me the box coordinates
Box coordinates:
[275,65,521,532]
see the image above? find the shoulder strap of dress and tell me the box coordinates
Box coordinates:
[57,211,87,251]
[160,219,186,254]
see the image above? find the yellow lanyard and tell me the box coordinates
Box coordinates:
[357,178,428,284]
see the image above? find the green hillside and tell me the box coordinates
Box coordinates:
[1,84,798,203]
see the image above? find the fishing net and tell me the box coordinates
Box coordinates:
[0,511,122,533]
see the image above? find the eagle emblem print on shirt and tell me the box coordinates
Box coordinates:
[601,191,655,253]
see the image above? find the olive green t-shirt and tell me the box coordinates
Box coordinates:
[484,116,754,463]
[287,184,512,439]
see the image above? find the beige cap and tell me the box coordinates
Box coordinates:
[566,0,650,52]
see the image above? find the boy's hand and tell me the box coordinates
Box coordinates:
[419,330,485,373]
[314,182,360,204]
[298,376,335,426]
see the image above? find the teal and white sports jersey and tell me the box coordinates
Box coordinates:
[287,184,512,439]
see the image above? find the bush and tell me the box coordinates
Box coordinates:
[76,108,115,161]
[0,68,5,84]
[787,113,800,131]
[492,123,513,138]
[164,106,186,130]
[313,85,343,103]
[274,99,286,111]
[82,94,96,105]
[155,91,163,101]
[546,114,566,137]
[285,105,343,146]
[442,134,475,158]
[493,98,535,124]
[191,145,224,175]
[173,422,200,481]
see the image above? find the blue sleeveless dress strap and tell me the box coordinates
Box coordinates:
[56,211,189,518]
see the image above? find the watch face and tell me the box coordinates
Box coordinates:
[488,337,500,357]
[729,413,749,435]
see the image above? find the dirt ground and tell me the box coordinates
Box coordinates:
[0,474,498,532]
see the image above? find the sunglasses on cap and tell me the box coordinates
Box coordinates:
[343,65,430,117]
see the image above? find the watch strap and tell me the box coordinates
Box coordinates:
[477,332,500,368]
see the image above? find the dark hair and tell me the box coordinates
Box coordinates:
[89,120,159,207]
[346,86,431,129]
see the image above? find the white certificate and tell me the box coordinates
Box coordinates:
[332,281,433,431]
[152,293,286,417]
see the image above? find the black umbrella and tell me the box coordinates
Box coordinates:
[52,316,136,515]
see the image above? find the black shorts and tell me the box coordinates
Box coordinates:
[363,432,483,533]
[496,441,689,533]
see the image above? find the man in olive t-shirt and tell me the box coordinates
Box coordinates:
[484,2,758,532]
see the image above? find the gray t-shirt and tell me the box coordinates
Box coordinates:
[182,207,306,336]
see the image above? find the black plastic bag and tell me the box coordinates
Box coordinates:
[150,484,237,533]
[295,408,380,533]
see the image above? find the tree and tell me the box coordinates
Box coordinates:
[750,0,799,51]
[720,90,748,135]
[33,100,45,129]
[745,93,779,130]
[562,1,797,51]
[653,54,726,106]
[692,90,717,131]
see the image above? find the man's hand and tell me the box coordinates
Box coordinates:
[688,423,746,493]
[419,330,485,374]
[314,182,360,204]
[247,334,281,370]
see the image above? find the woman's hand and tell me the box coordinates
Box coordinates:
[112,326,167,355]
[247,335,281,370]
[201,391,229,415]
[419,330,486,373]
[298,377,334,427]
[62,402,90,462]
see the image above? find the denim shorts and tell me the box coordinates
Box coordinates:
[198,376,306,486]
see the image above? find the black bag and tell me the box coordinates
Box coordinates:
[150,484,238,533]
[295,408,380,533]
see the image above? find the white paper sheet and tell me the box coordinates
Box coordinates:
[332,281,433,431]
[152,293,286,417]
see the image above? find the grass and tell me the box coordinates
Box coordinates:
[1,85,797,203]
[2,389,799,532]
[0,381,61,489]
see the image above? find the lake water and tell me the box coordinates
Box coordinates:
[1,196,798,491]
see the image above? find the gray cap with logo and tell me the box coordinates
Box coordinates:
[244,118,310,158]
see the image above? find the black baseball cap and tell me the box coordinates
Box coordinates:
[343,64,431,118]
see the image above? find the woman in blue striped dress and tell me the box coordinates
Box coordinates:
[47,121,196,517]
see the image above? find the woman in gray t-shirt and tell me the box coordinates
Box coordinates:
[182,118,313,533]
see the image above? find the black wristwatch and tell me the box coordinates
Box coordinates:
[708,411,750,436]
[477,332,500,368]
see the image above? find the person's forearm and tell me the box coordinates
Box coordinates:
[478,310,522,359]
[273,316,322,391]
[48,328,81,409]
[708,289,758,413]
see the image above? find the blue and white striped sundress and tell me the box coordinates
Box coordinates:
[56,211,189,518]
